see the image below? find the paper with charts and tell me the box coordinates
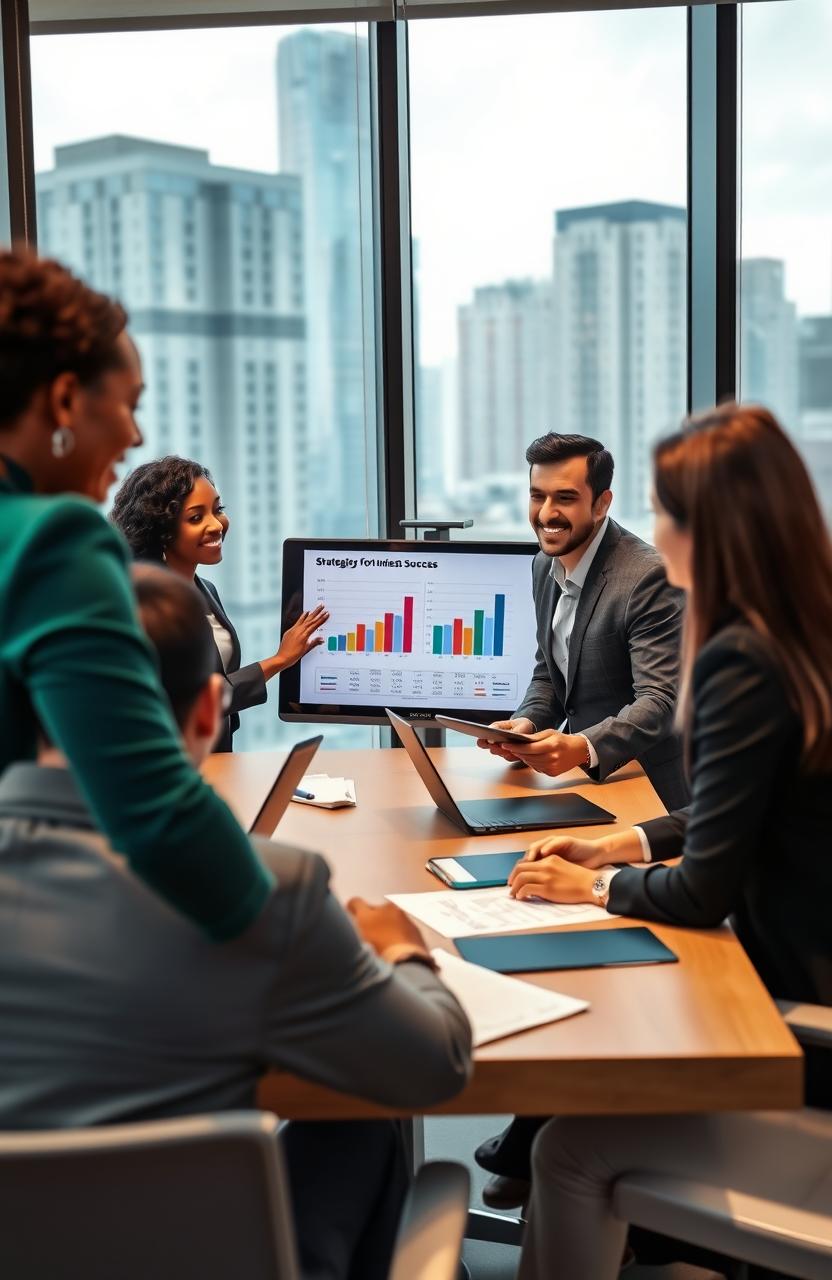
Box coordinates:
[386,885,613,938]
[431,949,589,1046]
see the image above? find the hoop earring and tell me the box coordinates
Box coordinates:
[51,427,76,459]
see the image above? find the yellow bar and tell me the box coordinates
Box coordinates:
[375,621,384,651]
[347,632,356,652]
[463,627,473,656]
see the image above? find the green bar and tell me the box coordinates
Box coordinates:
[432,625,443,655]
[473,609,484,656]
[327,636,337,651]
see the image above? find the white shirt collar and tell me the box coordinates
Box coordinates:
[550,515,610,591]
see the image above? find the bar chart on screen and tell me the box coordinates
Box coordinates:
[299,546,537,714]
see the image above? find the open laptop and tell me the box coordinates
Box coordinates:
[248,735,323,837]
[386,710,615,835]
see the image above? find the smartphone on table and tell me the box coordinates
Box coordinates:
[435,715,533,745]
[426,850,524,889]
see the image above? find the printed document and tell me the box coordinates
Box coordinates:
[386,885,613,938]
[431,950,588,1045]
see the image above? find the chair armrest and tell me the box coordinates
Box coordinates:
[389,1160,470,1280]
[776,1000,832,1050]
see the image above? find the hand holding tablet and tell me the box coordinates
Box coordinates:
[435,714,535,745]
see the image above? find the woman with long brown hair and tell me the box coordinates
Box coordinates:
[510,403,832,1279]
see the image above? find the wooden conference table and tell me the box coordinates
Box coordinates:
[204,746,802,1121]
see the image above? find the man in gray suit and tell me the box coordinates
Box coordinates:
[483,432,688,812]
[475,432,688,1208]
[0,564,472,1280]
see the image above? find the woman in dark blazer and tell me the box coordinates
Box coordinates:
[112,457,327,750]
[507,404,832,1279]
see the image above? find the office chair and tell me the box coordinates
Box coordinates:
[613,1002,832,1280]
[0,1110,470,1280]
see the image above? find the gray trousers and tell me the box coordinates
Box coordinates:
[517,1110,830,1280]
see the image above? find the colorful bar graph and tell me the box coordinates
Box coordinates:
[324,595,416,656]
[432,593,507,658]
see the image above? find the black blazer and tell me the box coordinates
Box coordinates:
[195,577,267,752]
[609,622,832,1107]
[515,520,689,811]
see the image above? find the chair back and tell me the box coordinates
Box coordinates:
[0,1111,298,1280]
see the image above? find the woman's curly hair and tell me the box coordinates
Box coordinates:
[0,249,127,429]
[110,456,213,562]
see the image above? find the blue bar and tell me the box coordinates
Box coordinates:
[493,594,506,657]
[393,614,403,652]
[483,616,494,657]
[443,624,453,655]
[337,634,346,652]
[366,631,374,653]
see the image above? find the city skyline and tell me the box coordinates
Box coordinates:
[30,5,832,368]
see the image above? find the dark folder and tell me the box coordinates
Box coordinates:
[454,926,678,974]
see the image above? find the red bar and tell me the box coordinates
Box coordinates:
[356,623,366,651]
[383,612,394,652]
[403,596,414,653]
[452,618,463,655]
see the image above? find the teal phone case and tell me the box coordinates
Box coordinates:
[427,851,524,889]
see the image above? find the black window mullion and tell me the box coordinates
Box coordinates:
[1,0,36,245]
[372,19,416,540]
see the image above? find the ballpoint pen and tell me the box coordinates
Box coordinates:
[293,788,315,800]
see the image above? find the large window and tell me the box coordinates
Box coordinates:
[31,24,378,749]
[409,8,688,543]
[740,0,832,514]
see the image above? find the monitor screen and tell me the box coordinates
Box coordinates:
[279,539,539,725]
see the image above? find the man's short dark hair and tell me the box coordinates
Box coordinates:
[131,563,218,729]
[525,434,614,502]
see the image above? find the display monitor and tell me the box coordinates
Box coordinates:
[279,539,539,726]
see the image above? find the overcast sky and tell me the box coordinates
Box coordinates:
[30,0,832,366]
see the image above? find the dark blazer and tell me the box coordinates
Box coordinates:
[196,577,267,752]
[515,519,689,810]
[610,623,832,1107]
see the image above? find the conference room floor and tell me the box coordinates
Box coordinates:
[426,1114,724,1280]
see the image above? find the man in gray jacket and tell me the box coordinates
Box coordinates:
[0,564,472,1280]
[483,432,688,812]
[476,432,687,1208]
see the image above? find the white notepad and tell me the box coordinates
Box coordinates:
[387,885,612,938]
[432,950,588,1046]
[291,773,356,810]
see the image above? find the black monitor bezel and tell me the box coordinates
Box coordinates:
[278,537,539,726]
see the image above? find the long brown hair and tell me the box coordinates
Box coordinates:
[654,402,832,769]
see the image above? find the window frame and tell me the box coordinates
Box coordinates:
[7,2,741,534]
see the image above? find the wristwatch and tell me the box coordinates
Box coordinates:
[590,869,616,909]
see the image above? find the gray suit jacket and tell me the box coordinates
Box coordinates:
[0,764,472,1130]
[515,519,689,811]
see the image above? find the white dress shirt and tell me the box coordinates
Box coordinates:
[549,516,610,768]
[207,610,234,673]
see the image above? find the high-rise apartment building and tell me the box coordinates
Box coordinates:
[797,315,832,517]
[37,135,307,748]
[740,258,798,430]
[457,279,554,482]
[276,29,374,537]
[552,200,686,523]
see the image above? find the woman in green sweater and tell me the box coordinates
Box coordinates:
[0,249,272,939]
